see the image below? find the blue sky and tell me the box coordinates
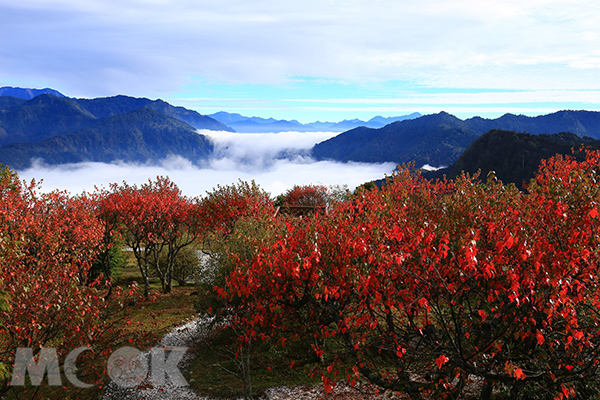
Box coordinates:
[2,0,600,123]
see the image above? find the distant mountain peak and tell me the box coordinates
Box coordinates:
[0,86,65,100]
[208,111,422,133]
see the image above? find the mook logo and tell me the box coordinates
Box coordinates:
[9,346,188,388]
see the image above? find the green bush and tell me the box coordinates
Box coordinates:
[88,244,126,283]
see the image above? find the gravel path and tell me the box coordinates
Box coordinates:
[102,317,215,400]
[101,316,401,400]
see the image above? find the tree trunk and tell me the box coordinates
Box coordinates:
[138,259,150,299]
[166,276,172,293]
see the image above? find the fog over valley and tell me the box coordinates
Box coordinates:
[17,130,397,197]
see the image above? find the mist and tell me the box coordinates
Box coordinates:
[17,131,397,198]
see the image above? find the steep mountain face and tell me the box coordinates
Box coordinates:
[0,86,65,99]
[0,93,233,147]
[0,96,27,110]
[0,90,233,169]
[425,129,600,187]
[0,108,214,169]
[312,110,600,167]
[370,129,600,191]
[312,112,478,167]
[0,95,97,145]
[75,95,151,119]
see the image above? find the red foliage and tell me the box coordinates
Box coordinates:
[217,151,600,398]
[100,176,197,296]
[198,180,273,235]
[282,184,329,207]
[0,170,114,391]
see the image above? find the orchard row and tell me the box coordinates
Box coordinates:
[0,168,326,394]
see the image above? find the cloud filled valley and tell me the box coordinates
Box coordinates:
[17,130,397,198]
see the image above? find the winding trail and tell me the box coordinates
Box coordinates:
[102,317,214,400]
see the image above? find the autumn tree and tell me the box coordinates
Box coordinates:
[88,187,127,296]
[196,179,275,293]
[196,180,275,300]
[195,180,279,399]
[198,180,273,237]
[275,184,329,217]
[0,168,113,395]
[102,176,198,296]
[217,151,600,399]
[282,184,329,207]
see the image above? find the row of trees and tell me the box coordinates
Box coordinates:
[96,178,335,298]
[9,145,598,399]
[0,163,333,396]
[212,150,600,399]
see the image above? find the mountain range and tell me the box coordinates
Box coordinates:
[0,90,233,146]
[3,86,600,173]
[0,107,214,168]
[312,110,600,167]
[208,111,422,133]
[0,88,233,168]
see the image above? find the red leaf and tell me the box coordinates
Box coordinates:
[536,331,545,345]
[478,309,487,321]
[435,355,449,370]
[505,234,514,249]
[514,368,526,380]
[322,376,333,393]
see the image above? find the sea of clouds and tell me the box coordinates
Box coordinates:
[17,130,397,198]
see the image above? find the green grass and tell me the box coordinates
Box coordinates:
[111,251,199,343]
[114,250,164,291]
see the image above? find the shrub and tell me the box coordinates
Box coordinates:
[217,151,600,399]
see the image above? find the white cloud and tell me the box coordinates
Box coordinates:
[17,158,396,198]
[16,131,396,197]
[201,130,339,170]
